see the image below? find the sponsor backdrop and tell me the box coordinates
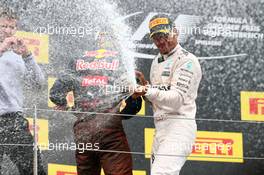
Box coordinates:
[2,0,264,174]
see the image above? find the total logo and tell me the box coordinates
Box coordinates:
[81,76,108,87]
[76,59,119,71]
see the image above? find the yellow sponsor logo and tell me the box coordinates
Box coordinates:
[15,31,49,64]
[48,164,76,175]
[48,77,74,108]
[149,18,169,29]
[189,131,243,163]
[48,163,146,175]
[27,118,49,150]
[241,91,264,121]
[84,49,118,59]
[145,129,243,163]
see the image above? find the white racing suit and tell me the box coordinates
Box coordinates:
[145,44,202,175]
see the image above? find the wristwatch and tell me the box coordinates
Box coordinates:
[0,48,3,57]
[22,51,32,59]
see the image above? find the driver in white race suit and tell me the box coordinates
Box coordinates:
[134,14,202,175]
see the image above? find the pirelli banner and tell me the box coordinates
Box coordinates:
[48,164,146,175]
[12,0,264,175]
[145,129,244,163]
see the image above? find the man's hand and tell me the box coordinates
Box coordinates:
[0,37,30,58]
[132,85,148,99]
[135,70,148,86]
[0,37,18,54]
[131,70,149,98]
[12,39,31,58]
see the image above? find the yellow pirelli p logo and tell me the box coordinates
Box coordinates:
[241,91,264,121]
[149,18,169,29]
[48,163,146,175]
[144,129,243,163]
[15,31,49,64]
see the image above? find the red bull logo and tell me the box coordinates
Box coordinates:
[81,76,108,87]
[76,59,119,71]
[84,49,118,58]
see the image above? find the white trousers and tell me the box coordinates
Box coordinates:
[151,119,196,175]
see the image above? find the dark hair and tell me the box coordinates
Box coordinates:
[0,6,19,20]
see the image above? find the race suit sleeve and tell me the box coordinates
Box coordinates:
[23,54,45,90]
[145,59,201,110]
[120,96,142,119]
